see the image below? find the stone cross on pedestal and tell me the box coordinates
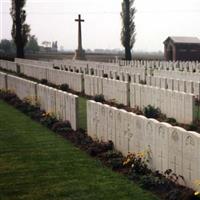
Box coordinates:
[74,14,86,60]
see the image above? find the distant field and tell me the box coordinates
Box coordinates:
[0,100,158,200]
[0,52,164,62]
[27,52,164,62]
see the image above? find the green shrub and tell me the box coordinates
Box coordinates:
[116,104,124,109]
[87,141,113,157]
[165,187,195,200]
[166,118,178,126]
[18,72,25,77]
[40,79,48,84]
[93,94,105,103]
[103,150,123,170]
[143,105,161,119]
[140,170,173,191]
[188,123,198,131]
[51,121,71,132]
[123,152,150,176]
[140,174,161,189]
[40,113,58,128]
[2,92,17,101]
[28,108,43,120]
[59,84,69,92]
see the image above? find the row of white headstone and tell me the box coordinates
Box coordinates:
[1,60,143,97]
[54,59,200,75]
[37,84,78,130]
[153,70,200,82]
[20,63,48,80]
[0,60,17,72]
[84,74,195,124]
[0,60,82,91]
[19,63,84,92]
[19,57,200,82]
[0,72,7,89]
[47,69,83,92]
[146,75,200,99]
[0,60,130,103]
[1,59,198,124]
[130,83,195,124]
[14,60,200,100]
[7,75,37,104]
[0,72,78,130]
[113,59,200,73]
[87,100,200,190]
[84,75,129,105]
[53,59,200,87]
[147,61,200,73]
[3,59,200,97]
[15,58,53,68]
[8,58,200,83]
[52,59,146,81]
[56,61,200,95]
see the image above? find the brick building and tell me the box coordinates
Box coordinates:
[164,36,200,61]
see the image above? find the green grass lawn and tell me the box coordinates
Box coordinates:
[194,105,200,121]
[78,96,87,130]
[0,100,159,200]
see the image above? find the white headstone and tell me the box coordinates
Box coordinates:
[182,131,200,188]
[168,127,183,176]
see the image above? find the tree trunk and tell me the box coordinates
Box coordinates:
[125,46,132,60]
[16,45,24,58]
[15,0,24,58]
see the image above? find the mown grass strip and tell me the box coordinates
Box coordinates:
[78,96,87,130]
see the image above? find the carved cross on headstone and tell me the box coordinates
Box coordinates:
[75,14,84,50]
[117,113,122,145]
[187,163,192,181]
[108,111,114,141]
[171,156,178,173]
[93,111,99,139]
[124,123,133,153]
[158,150,164,171]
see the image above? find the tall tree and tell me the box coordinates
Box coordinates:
[121,0,136,60]
[10,0,30,58]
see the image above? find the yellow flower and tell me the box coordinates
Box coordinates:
[194,180,200,186]
[194,191,200,196]
[123,158,131,166]
[138,152,145,158]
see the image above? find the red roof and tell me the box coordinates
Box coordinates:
[164,36,200,44]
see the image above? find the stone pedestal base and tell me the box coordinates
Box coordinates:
[73,49,86,60]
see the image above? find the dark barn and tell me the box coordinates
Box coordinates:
[164,36,200,61]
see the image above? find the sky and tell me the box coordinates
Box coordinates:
[1,0,200,52]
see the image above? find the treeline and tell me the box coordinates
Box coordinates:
[0,35,39,55]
